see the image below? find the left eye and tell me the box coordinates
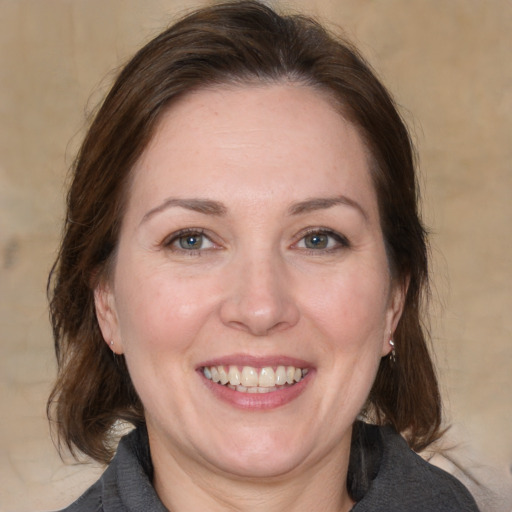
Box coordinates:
[296,231,346,250]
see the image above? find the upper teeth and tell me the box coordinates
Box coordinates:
[203,365,307,389]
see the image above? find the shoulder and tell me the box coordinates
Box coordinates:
[55,482,104,512]
[353,423,480,512]
[54,427,166,512]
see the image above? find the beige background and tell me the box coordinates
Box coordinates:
[1,0,511,510]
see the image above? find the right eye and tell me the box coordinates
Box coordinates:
[300,232,334,250]
[164,230,216,253]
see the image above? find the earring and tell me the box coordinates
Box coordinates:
[389,339,396,363]
[109,340,120,367]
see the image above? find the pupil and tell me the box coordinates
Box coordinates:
[180,234,201,249]
[306,233,327,249]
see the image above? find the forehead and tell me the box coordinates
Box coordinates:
[127,83,377,219]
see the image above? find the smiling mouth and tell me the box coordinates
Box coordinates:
[202,365,309,393]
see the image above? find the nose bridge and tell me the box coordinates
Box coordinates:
[220,245,299,336]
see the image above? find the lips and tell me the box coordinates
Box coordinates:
[202,365,309,393]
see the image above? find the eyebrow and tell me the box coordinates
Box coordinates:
[141,198,227,224]
[140,195,367,224]
[288,196,368,221]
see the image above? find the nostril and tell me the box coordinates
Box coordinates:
[225,320,252,333]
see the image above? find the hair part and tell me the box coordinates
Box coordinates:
[48,0,442,469]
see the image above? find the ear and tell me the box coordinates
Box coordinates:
[381,276,408,357]
[94,279,124,355]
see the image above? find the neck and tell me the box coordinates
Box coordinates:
[150,433,355,512]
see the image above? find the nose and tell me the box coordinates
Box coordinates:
[219,254,300,336]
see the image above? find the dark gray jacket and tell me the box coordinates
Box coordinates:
[59,423,479,511]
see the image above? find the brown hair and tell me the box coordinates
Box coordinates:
[48,0,441,465]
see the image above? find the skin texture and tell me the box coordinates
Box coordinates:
[95,83,405,512]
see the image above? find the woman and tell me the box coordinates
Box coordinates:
[47,1,479,510]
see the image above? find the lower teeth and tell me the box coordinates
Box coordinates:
[225,383,296,393]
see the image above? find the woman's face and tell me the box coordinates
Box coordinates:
[96,84,404,480]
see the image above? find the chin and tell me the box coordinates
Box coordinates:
[200,427,314,479]
[216,451,306,480]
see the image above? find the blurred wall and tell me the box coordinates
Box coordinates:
[1,1,510,510]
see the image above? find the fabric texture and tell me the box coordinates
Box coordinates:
[58,423,479,512]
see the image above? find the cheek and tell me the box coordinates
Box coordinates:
[301,265,391,352]
[113,271,217,407]
[113,264,217,356]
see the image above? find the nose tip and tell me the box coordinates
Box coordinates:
[219,263,300,336]
[223,302,296,336]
